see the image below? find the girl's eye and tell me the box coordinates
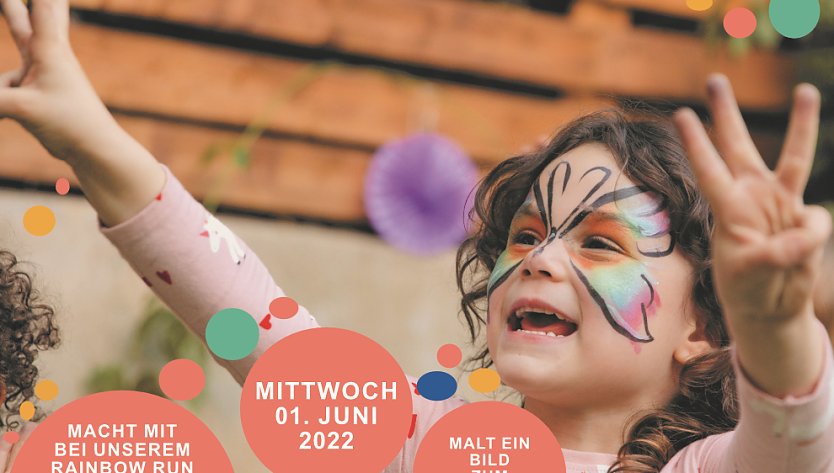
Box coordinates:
[512,232,541,246]
[583,236,622,252]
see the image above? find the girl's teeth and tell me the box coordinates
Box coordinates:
[514,308,567,322]
[517,329,565,338]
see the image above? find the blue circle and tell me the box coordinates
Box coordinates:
[416,371,457,401]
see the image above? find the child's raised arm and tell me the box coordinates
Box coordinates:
[0,0,164,226]
[674,76,830,398]
[0,0,316,384]
[672,75,834,472]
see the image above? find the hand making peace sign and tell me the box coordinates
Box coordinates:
[674,74,832,396]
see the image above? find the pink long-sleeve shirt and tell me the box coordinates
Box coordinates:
[101,166,834,473]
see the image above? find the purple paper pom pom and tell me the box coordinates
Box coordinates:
[364,133,478,255]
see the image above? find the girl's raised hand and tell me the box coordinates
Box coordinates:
[675,74,830,323]
[674,74,832,396]
[0,0,118,163]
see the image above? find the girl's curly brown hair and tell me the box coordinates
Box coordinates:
[456,110,738,472]
[0,250,60,429]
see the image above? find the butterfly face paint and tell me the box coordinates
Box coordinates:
[487,156,675,344]
[488,193,539,293]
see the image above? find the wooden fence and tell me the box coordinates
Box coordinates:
[0,0,793,223]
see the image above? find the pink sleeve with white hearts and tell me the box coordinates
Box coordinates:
[100,165,320,384]
[100,165,469,472]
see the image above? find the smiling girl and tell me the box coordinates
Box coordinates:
[1,1,833,472]
[458,109,791,471]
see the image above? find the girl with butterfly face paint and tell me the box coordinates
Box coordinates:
[482,142,717,458]
[485,143,698,406]
[1,1,833,470]
[458,76,834,472]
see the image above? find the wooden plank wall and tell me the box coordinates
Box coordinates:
[0,0,793,223]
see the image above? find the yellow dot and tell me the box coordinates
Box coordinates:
[35,380,59,401]
[468,368,501,393]
[23,206,56,236]
[19,401,35,421]
[686,0,713,11]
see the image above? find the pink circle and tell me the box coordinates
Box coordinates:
[241,328,412,472]
[436,343,462,368]
[10,391,233,471]
[724,7,757,38]
[3,432,19,444]
[159,359,205,401]
[414,402,565,473]
[269,296,299,319]
[55,178,70,196]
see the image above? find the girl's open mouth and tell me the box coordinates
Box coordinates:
[508,309,578,338]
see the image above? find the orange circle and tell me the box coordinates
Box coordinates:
[269,296,299,319]
[436,343,462,368]
[686,0,713,11]
[55,178,70,196]
[35,379,59,401]
[159,359,205,401]
[11,391,233,471]
[241,328,412,472]
[19,401,35,421]
[2,432,19,445]
[724,7,757,38]
[469,368,501,393]
[22,206,56,236]
[414,402,565,473]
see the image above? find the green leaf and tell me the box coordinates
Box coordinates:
[232,146,251,168]
[85,365,127,393]
[200,143,223,165]
[727,37,751,57]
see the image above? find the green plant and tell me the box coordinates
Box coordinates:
[85,298,209,403]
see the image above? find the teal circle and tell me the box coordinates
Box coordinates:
[769,0,820,39]
[206,308,259,360]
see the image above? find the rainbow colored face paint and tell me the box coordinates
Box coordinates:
[487,194,538,293]
[488,159,674,343]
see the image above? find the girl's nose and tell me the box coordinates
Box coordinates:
[520,236,571,281]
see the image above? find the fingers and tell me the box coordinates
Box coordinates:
[0,87,30,120]
[0,0,33,50]
[30,0,69,42]
[745,205,832,268]
[776,83,821,198]
[673,107,733,215]
[706,74,768,177]
[0,69,24,88]
[0,66,30,120]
